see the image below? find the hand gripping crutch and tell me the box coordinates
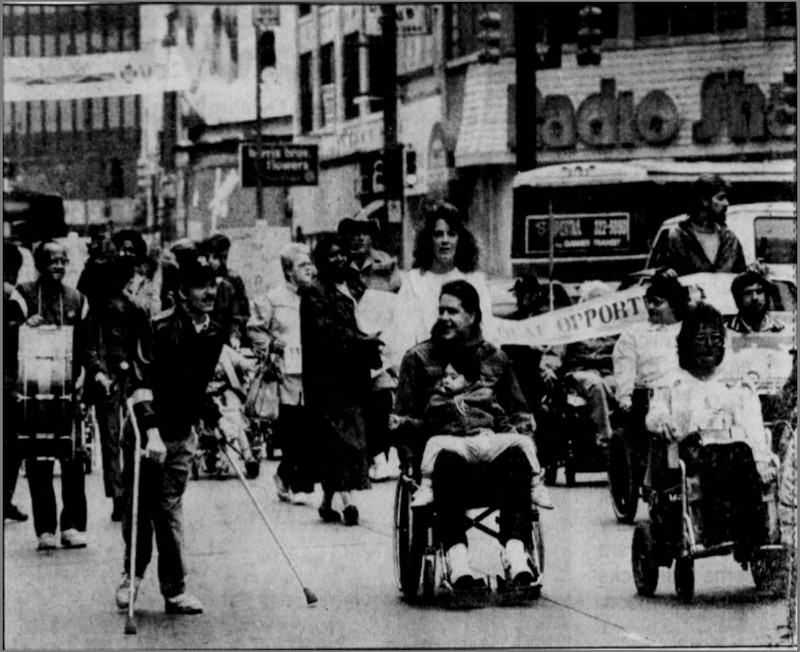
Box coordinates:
[218,428,318,606]
[123,397,145,635]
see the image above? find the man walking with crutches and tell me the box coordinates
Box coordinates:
[117,251,224,616]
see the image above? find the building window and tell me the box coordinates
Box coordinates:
[44,99,58,133]
[3,6,12,57]
[635,3,747,38]
[298,5,312,17]
[30,101,43,134]
[122,95,138,130]
[4,103,13,134]
[299,51,313,133]
[211,8,222,75]
[13,102,27,134]
[368,35,383,113]
[343,32,360,120]
[319,42,335,126]
[766,2,796,28]
[58,99,74,133]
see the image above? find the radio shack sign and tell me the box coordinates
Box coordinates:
[239,143,319,186]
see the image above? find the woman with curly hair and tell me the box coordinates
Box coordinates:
[388,201,495,365]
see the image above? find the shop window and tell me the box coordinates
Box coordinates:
[766,2,796,28]
[635,2,747,38]
[343,32,360,120]
[299,51,313,133]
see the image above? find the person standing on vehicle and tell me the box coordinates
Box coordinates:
[338,213,401,482]
[300,234,383,526]
[649,174,747,276]
[725,268,785,334]
[83,257,151,522]
[199,234,250,347]
[4,243,29,523]
[249,242,317,503]
[115,252,224,615]
[17,241,89,550]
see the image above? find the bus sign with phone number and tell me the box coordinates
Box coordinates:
[525,212,630,255]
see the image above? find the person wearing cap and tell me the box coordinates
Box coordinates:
[338,214,401,481]
[338,212,402,293]
[649,174,746,276]
[115,252,225,615]
[725,268,785,334]
[199,233,251,347]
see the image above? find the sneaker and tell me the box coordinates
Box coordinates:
[165,592,204,615]
[274,473,292,503]
[342,504,359,526]
[111,497,124,522]
[37,532,57,551]
[5,503,28,522]
[410,484,434,509]
[115,573,143,610]
[245,458,260,479]
[503,539,534,587]
[446,543,482,590]
[531,483,554,510]
[60,528,87,549]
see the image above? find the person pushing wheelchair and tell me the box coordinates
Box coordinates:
[392,280,551,592]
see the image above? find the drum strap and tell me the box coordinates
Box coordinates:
[38,287,65,326]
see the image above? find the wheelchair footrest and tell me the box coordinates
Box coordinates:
[495,574,544,602]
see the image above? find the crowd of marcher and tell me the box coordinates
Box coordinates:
[2,172,795,626]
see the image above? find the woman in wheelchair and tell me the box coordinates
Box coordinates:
[645,302,779,544]
[393,279,551,593]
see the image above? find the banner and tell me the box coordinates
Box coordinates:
[718,332,795,395]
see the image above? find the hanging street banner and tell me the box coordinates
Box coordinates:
[239,143,319,187]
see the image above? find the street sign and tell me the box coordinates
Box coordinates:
[525,212,630,255]
[239,143,319,187]
[252,5,280,30]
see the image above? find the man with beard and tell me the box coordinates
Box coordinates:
[725,269,785,334]
[394,279,551,591]
[650,174,747,276]
[300,234,383,526]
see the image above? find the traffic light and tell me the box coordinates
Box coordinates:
[778,67,797,127]
[577,5,602,66]
[257,30,276,73]
[478,10,502,64]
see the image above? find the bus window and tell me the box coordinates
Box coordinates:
[755,217,796,265]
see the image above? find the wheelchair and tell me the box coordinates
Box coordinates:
[631,428,792,604]
[392,454,545,606]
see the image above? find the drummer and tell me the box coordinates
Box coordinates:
[17,240,90,551]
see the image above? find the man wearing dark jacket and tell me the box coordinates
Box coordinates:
[116,254,224,615]
[199,234,250,346]
[649,174,747,276]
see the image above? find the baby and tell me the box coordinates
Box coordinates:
[391,355,553,510]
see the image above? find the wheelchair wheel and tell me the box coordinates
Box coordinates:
[609,433,638,524]
[674,557,695,603]
[393,478,427,600]
[527,519,545,598]
[751,548,789,595]
[632,521,659,596]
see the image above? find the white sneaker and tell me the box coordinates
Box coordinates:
[60,528,87,549]
[115,573,143,610]
[410,484,433,509]
[503,539,534,586]
[37,532,57,551]
[446,543,481,590]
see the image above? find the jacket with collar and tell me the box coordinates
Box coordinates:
[650,218,747,276]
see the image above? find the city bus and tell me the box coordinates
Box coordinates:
[511,159,796,285]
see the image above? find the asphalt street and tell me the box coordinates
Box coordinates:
[3,453,789,649]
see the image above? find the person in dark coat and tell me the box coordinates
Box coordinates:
[199,234,250,347]
[300,234,383,526]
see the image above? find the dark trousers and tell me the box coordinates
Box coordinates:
[3,391,22,507]
[432,448,533,550]
[276,404,316,494]
[95,390,125,499]
[122,436,194,598]
[365,388,394,459]
[26,457,87,536]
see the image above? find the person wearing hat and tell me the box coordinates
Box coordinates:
[115,252,225,615]
[199,233,251,347]
[338,214,401,481]
[337,212,401,293]
[725,267,785,334]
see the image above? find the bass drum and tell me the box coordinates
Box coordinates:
[16,325,77,460]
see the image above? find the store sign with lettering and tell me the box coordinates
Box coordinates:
[515,70,794,153]
[525,212,630,255]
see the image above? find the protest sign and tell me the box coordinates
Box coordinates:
[718,332,795,395]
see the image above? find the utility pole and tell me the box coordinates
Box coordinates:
[381,5,404,261]
[515,3,537,172]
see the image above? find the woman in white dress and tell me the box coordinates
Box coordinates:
[388,201,495,365]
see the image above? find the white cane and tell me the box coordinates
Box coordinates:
[124,397,144,635]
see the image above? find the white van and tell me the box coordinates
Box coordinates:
[646,202,797,279]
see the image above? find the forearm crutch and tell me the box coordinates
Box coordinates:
[219,429,318,606]
[124,398,144,635]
